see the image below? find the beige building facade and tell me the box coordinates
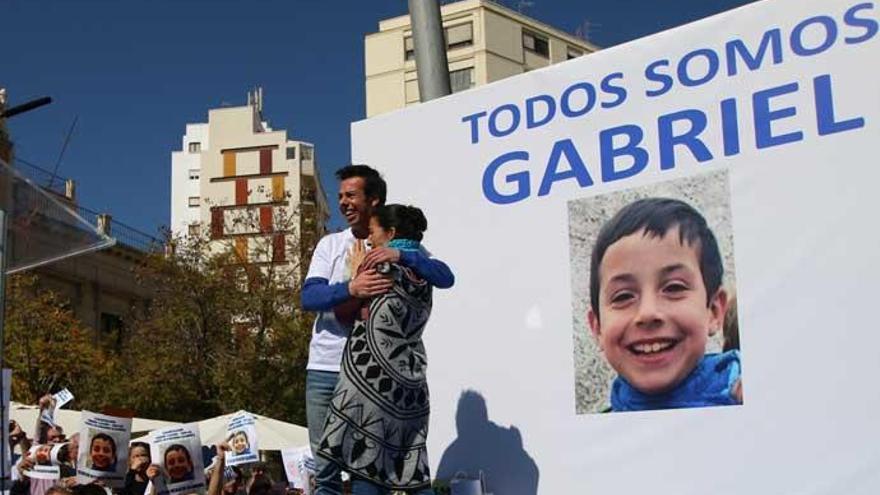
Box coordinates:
[365,0,599,117]
[171,91,329,275]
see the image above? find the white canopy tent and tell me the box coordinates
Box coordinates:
[9,402,177,438]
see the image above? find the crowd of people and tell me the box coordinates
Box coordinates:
[6,397,307,495]
[8,165,455,495]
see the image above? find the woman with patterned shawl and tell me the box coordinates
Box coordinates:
[318,204,438,494]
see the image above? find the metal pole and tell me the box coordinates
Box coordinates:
[408,0,451,102]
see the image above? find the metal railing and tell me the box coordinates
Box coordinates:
[11,158,163,253]
[75,204,163,253]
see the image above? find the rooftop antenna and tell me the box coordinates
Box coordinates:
[47,116,77,191]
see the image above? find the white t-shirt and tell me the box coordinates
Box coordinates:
[305,228,358,372]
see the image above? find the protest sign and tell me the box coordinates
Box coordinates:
[40,389,74,428]
[76,411,131,487]
[149,424,205,495]
[22,445,59,480]
[351,0,880,492]
[224,412,258,467]
[280,446,314,493]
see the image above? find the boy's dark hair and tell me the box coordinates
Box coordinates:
[164,443,192,463]
[372,204,428,242]
[91,432,117,456]
[335,164,387,205]
[589,197,724,320]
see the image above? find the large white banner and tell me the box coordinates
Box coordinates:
[351,0,879,493]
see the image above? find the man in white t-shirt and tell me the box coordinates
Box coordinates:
[301,165,453,494]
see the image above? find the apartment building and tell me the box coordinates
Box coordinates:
[365,0,599,117]
[170,90,329,274]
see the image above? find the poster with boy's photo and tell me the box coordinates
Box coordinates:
[76,411,131,487]
[22,444,62,480]
[569,170,742,414]
[149,424,205,495]
[224,412,258,467]
[40,389,74,427]
[280,446,314,494]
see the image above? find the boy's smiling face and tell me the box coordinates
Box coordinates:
[588,225,728,395]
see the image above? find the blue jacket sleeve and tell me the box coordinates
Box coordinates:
[301,277,351,311]
[399,250,455,289]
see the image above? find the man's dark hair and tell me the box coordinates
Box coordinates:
[589,197,724,321]
[372,204,428,242]
[335,164,386,205]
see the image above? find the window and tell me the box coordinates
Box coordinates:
[523,30,549,57]
[446,23,473,50]
[188,169,199,180]
[567,47,583,60]
[188,196,199,207]
[188,224,200,237]
[286,146,296,160]
[405,36,415,61]
[404,22,474,61]
[450,67,474,93]
[188,142,201,153]
[211,208,223,238]
[301,145,313,160]
[100,313,123,335]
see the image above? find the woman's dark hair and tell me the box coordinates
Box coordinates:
[372,204,428,242]
[90,433,117,456]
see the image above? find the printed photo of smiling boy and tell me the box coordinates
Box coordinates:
[587,197,742,412]
[569,171,742,413]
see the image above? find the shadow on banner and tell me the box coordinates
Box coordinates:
[436,390,539,495]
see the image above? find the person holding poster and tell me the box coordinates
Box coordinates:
[301,165,453,494]
[224,413,258,468]
[120,442,151,495]
[76,412,131,488]
[148,424,205,495]
[586,198,743,411]
[206,443,244,495]
[317,204,437,493]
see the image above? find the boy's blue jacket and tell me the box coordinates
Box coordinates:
[610,350,741,411]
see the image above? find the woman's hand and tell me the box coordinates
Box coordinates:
[362,247,400,271]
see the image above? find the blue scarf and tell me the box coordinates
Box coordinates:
[610,350,741,412]
[387,239,420,251]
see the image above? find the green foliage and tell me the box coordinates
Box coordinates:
[3,274,122,408]
[118,223,315,424]
[4,208,317,425]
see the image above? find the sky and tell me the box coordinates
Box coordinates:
[2,0,758,235]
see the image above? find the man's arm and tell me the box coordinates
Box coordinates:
[301,271,395,311]
[300,278,350,312]
[362,247,455,288]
